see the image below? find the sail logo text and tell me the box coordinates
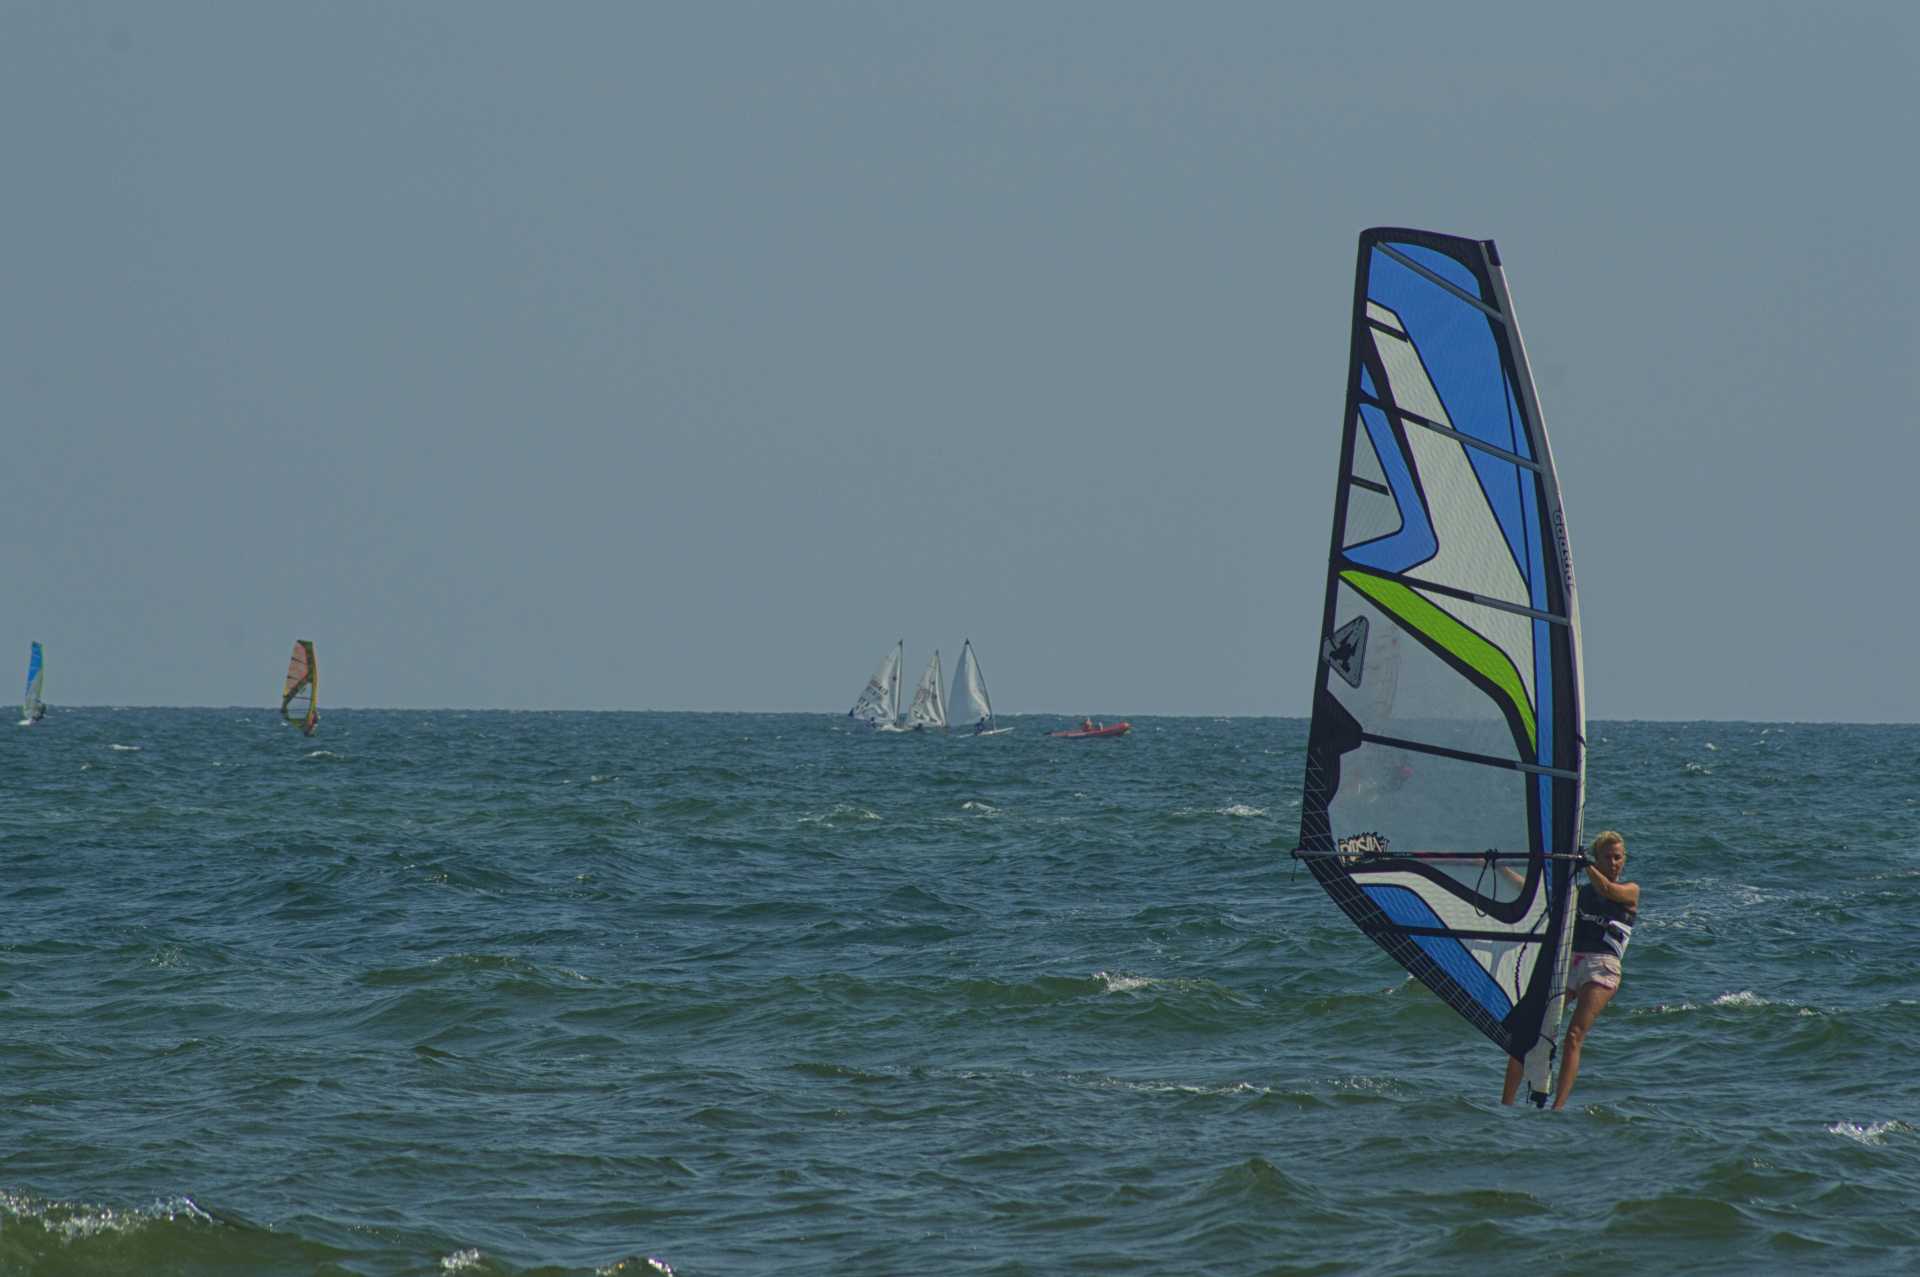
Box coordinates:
[1336,831,1391,857]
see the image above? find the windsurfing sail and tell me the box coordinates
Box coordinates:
[23,641,45,723]
[1291,228,1585,1105]
[281,639,319,735]
[950,639,1009,735]
[906,649,948,731]
[849,640,903,727]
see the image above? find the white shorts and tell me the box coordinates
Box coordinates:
[1568,951,1622,993]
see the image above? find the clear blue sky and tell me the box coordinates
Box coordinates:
[5,1,1914,718]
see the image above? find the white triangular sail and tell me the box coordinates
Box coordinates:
[950,640,1004,734]
[906,649,948,731]
[849,641,904,726]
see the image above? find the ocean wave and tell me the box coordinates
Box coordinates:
[0,1193,299,1269]
[1826,1120,1911,1145]
[110,743,142,752]
[1166,802,1270,822]
[1711,990,1770,1008]
[1094,970,1155,993]
[1083,1074,1269,1100]
[0,1191,215,1242]
[799,804,881,825]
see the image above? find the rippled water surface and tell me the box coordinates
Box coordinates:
[4,712,1917,1274]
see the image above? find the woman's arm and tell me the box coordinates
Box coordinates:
[1584,862,1640,907]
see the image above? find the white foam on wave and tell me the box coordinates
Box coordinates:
[1094,971,1154,993]
[0,1192,213,1241]
[1095,1075,1264,1098]
[799,805,880,826]
[587,774,618,785]
[596,1259,676,1277]
[1684,761,1713,775]
[1711,990,1769,1008]
[441,1249,486,1272]
[1826,1120,1910,1146]
[961,800,998,815]
[109,743,141,752]
[304,749,339,759]
[1220,803,1266,818]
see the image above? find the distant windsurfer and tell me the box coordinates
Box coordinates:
[303,714,318,737]
[1501,830,1638,1109]
[30,702,45,723]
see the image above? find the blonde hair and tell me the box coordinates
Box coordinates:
[1590,830,1625,857]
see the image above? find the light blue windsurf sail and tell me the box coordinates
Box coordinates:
[23,641,45,723]
[1292,228,1586,1104]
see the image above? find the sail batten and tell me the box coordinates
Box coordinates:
[1296,228,1584,1104]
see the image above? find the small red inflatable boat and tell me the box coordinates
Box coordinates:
[1049,720,1132,739]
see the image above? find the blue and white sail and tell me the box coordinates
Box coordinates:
[22,641,45,725]
[1292,228,1586,1103]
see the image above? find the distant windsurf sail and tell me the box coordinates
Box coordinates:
[23,641,45,723]
[1292,228,1586,1104]
[281,639,318,735]
[950,640,1009,735]
[849,640,903,727]
[906,649,948,731]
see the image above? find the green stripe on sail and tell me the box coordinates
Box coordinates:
[1339,569,1535,751]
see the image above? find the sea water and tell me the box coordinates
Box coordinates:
[4,712,1916,1274]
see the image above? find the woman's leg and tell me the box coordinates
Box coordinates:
[1551,980,1618,1110]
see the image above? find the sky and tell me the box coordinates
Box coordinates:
[4,1,1915,718]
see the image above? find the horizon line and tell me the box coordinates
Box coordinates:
[21,706,1920,727]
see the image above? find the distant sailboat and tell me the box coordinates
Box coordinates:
[905,649,948,732]
[281,639,319,736]
[950,640,1011,736]
[849,640,905,730]
[21,641,45,725]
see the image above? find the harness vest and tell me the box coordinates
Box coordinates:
[1571,881,1636,959]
